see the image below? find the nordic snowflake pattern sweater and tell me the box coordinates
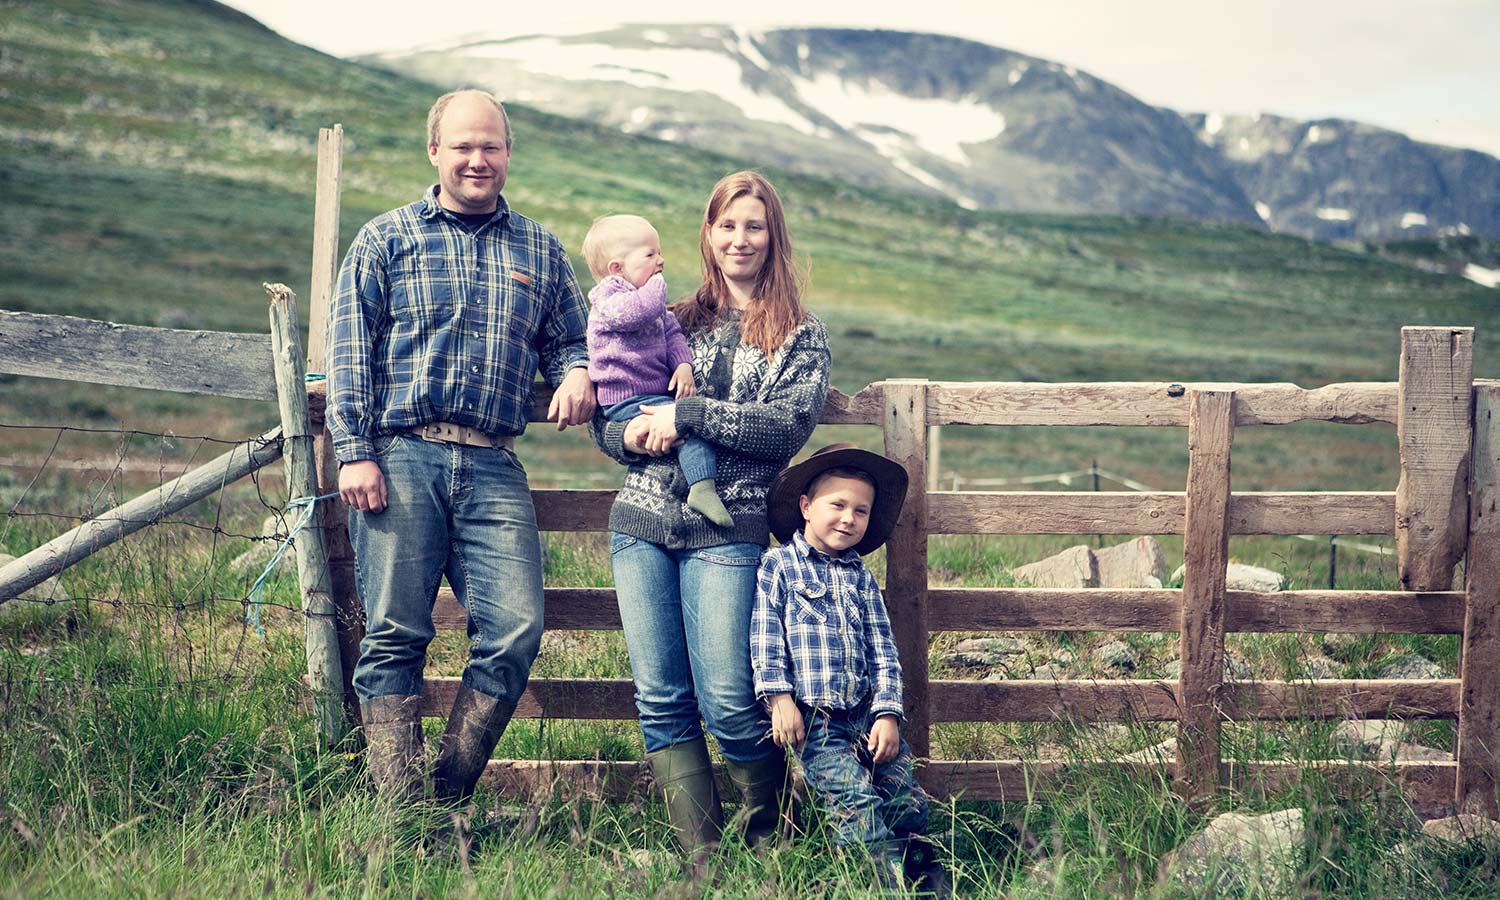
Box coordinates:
[590,310,831,550]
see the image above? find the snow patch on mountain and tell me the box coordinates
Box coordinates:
[1316,207,1353,221]
[1401,211,1428,229]
[791,72,1005,165]
[1255,202,1271,221]
[1464,264,1499,288]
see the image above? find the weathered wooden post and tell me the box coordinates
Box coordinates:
[1176,389,1234,804]
[1457,382,1500,815]
[303,125,362,718]
[1396,326,1473,591]
[267,283,347,746]
[883,379,931,757]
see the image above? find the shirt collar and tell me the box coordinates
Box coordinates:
[418,184,511,228]
[791,530,862,566]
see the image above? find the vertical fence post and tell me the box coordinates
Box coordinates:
[304,125,361,718]
[267,285,347,746]
[883,379,931,758]
[927,424,941,493]
[1457,383,1500,815]
[1176,390,1235,805]
[1397,326,1473,591]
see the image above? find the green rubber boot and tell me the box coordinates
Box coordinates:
[646,738,724,858]
[724,752,791,847]
[360,694,425,802]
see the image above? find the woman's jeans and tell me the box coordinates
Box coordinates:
[603,394,717,485]
[800,698,929,847]
[349,433,545,705]
[610,533,772,762]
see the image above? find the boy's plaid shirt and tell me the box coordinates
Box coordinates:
[327,188,589,463]
[751,532,904,719]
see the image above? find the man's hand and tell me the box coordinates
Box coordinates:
[669,362,697,399]
[548,366,597,431]
[339,460,387,513]
[768,694,805,750]
[635,403,681,454]
[866,714,900,764]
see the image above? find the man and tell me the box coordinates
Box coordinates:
[327,89,595,805]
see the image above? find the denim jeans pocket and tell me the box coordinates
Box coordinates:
[609,533,638,556]
[371,432,403,457]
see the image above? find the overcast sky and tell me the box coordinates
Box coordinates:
[224,0,1500,157]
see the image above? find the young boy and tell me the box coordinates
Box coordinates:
[581,214,731,526]
[751,443,949,895]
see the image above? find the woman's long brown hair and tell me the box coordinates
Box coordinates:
[674,171,807,356]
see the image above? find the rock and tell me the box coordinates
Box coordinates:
[1163,808,1304,893]
[1223,650,1254,682]
[1124,738,1176,763]
[1333,720,1450,761]
[1170,563,1285,592]
[1296,655,1339,679]
[1094,536,1169,588]
[1094,639,1138,673]
[953,636,1030,659]
[0,552,73,622]
[1162,658,1182,679]
[1375,653,1445,680]
[1319,632,1367,660]
[1029,663,1067,681]
[1421,814,1500,846]
[1012,545,1098,588]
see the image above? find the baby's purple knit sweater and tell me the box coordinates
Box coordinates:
[586,274,694,407]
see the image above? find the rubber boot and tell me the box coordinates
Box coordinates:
[646,738,725,863]
[361,694,425,802]
[871,840,909,894]
[432,683,516,805]
[724,752,790,847]
[902,835,954,898]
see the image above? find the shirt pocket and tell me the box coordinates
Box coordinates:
[387,255,456,317]
[495,267,542,336]
[789,580,829,626]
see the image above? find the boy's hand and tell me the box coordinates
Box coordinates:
[866,714,900,764]
[669,362,697,399]
[768,694,805,750]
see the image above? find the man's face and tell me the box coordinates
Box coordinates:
[428,95,511,214]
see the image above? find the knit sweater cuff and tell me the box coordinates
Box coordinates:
[674,396,707,436]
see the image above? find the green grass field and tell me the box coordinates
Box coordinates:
[4,0,1500,896]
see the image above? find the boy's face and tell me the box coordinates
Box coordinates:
[799,474,875,556]
[611,225,665,289]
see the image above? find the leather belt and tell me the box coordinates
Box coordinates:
[411,422,515,450]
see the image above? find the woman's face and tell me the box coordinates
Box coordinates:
[709,195,770,290]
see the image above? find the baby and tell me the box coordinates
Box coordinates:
[582,214,732,527]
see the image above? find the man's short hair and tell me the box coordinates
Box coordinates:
[803,466,878,501]
[427,89,512,149]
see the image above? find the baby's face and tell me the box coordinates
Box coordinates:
[613,225,665,289]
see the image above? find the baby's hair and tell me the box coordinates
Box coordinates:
[803,466,878,501]
[582,214,656,281]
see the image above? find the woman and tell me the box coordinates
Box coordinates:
[591,171,830,855]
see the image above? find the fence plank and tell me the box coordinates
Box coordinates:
[303,125,343,378]
[883,379,931,757]
[1457,383,1500,814]
[434,587,621,630]
[928,491,1391,536]
[0,428,284,602]
[1397,326,1473,590]
[421,676,636,719]
[0,310,276,400]
[533,490,616,531]
[926,588,1463,633]
[926,382,1396,427]
[267,285,346,746]
[1177,390,1235,803]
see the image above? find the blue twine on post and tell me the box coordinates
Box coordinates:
[246,491,339,635]
[305,372,327,382]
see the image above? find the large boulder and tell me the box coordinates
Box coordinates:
[1375,653,1446,680]
[1170,562,1285,592]
[1162,808,1304,893]
[1012,545,1098,588]
[1095,536,1168,588]
[944,636,1031,669]
[1422,814,1500,846]
[1333,720,1451,762]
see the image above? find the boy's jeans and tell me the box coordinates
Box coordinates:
[349,432,544,705]
[799,696,930,847]
[603,394,718,485]
[609,532,772,762]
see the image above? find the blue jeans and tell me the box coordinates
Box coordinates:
[349,433,544,704]
[604,394,717,486]
[609,533,772,762]
[799,698,930,848]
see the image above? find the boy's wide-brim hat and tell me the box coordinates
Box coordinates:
[768,443,909,556]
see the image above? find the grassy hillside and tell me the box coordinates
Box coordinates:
[2,0,1497,492]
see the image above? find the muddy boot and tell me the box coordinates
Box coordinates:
[361,694,425,802]
[724,751,790,847]
[646,738,724,870]
[432,684,516,805]
[871,840,909,894]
